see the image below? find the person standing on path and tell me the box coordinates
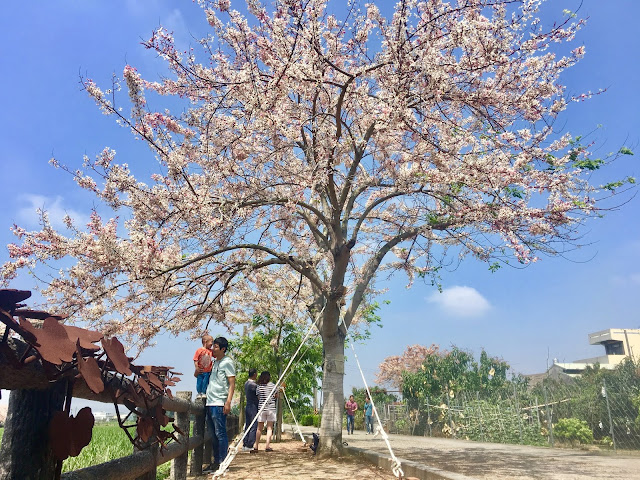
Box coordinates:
[363,396,373,434]
[205,336,236,473]
[243,368,259,452]
[252,371,279,452]
[345,395,358,435]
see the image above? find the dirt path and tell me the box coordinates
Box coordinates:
[294,425,640,480]
[188,425,640,480]
[189,436,396,480]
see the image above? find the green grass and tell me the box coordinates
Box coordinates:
[60,422,171,480]
[62,422,133,473]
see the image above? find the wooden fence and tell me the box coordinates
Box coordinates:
[0,335,238,480]
[2,384,239,480]
[61,392,238,480]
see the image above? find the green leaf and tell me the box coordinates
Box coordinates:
[504,186,524,199]
[602,180,624,191]
[573,158,604,171]
[602,176,636,191]
[619,147,634,155]
[489,262,501,273]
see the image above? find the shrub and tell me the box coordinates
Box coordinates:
[300,414,314,426]
[554,418,593,446]
[300,413,321,427]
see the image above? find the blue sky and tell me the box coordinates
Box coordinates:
[1,1,639,411]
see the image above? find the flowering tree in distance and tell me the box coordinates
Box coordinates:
[376,344,440,390]
[2,0,634,453]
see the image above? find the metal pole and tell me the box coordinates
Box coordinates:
[445,393,455,438]
[603,378,617,452]
[514,383,523,444]
[623,329,634,362]
[476,391,485,442]
[543,386,554,447]
[426,397,432,437]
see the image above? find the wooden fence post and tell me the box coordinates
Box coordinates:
[171,392,191,480]
[0,382,66,480]
[190,397,206,476]
[134,443,157,480]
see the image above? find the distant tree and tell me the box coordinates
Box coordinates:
[376,344,440,390]
[1,0,633,454]
[233,313,323,414]
[537,358,640,446]
[401,346,510,406]
[350,385,398,409]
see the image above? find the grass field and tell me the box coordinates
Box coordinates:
[1,422,171,479]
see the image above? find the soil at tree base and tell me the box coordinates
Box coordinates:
[189,434,394,480]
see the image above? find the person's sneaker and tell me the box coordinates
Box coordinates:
[242,446,253,452]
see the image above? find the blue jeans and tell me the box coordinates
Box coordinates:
[206,406,228,464]
[346,414,354,434]
[196,372,210,395]
[365,414,373,433]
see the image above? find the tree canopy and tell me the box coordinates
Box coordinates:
[233,313,323,412]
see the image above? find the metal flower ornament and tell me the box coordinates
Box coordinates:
[0,289,182,462]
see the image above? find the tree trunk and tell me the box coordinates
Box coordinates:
[276,393,283,442]
[317,328,345,457]
[275,365,283,442]
[0,383,67,480]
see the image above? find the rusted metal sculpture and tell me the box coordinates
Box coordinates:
[0,288,183,472]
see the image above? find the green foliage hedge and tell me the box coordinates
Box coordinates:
[300,414,321,427]
[554,418,593,446]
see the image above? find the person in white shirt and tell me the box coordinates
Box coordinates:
[252,371,279,452]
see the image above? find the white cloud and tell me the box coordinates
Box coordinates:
[427,286,491,318]
[16,194,91,230]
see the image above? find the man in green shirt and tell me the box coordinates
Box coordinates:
[204,336,236,472]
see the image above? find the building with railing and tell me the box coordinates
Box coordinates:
[549,328,640,378]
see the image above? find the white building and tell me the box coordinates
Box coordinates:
[550,328,640,378]
[92,411,116,422]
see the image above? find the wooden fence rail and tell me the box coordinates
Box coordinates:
[1,385,239,480]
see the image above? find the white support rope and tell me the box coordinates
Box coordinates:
[340,316,404,479]
[282,388,306,444]
[213,306,324,478]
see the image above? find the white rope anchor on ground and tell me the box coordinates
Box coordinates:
[282,388,307,444]
[212,306,324,478]
[340,316,405,480]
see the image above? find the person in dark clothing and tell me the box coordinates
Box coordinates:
[243,368,259,451]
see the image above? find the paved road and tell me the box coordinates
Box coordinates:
[290,425,640,480]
